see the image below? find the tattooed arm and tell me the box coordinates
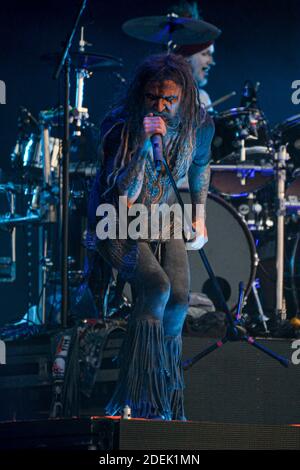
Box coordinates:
[116,141,151,206]
[100,116,149,206]
[101,113,166,206]
[188,162,211,223]
[186,110,214,249]
[117,114,167,206]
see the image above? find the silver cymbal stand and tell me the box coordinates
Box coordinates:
[237,126,269,331]
[275,145,288,320]
[74,27,90,137]
[29,115,59,325]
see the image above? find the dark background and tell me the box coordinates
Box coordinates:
[0,0,299,324]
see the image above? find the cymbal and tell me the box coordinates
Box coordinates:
[122,15,221,45]
[0,214,41,228]
[41,52,123,71]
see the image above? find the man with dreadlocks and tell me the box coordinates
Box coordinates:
[87,53,214,420]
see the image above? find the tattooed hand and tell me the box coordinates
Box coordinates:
[185,218,208,251]
[143,113,167,142]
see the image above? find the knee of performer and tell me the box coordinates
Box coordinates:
[134,275,171,322]
[170,286,189,310]
[164,293,189,337]
[147,274,171,303]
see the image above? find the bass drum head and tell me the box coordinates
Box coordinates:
[181,191,257,311]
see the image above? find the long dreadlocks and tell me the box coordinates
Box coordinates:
[101,53,201,196]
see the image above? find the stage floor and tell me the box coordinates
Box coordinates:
[0,332,300,449]
[0,416,300,450]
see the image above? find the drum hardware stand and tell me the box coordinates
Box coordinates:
[21,106,61,325]
[275,145,288,320]
[53,0,88,328]
[290,232,300,318]
[251,279,269,333]
[31,114,59,325]
[238,138,247,186]
[235,123,251,187]
[14,223,40,326]
[231,199,269,332]
[235,118,260,187]
[0,185,16,283]
[12,186,58,326]
[160,151,289,369]
[27,223,41,325]
[38,222,54,325]
[3,186,52,326]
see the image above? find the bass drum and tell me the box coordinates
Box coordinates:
[181,191,258,311]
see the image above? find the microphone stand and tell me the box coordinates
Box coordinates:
[160,153,289,369]
[53,0,87,328]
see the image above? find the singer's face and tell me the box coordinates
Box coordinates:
[144,80,182,119]
[188,45,215,87]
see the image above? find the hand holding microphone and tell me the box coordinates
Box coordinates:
[143,113,167,173]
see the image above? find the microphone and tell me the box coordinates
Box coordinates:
[150,134,164,173]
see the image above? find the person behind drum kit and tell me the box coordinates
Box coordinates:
[175,42,215,111]
[169,1,216,111]
[86,52,214,420]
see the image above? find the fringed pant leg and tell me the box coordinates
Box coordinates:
[161,238,190,421]
[106,317,172,419]
[164,334,186,421]
[105,241,173,420]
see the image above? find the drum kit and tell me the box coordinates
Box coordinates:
[209,94,300,329]
[0,11,299,334]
